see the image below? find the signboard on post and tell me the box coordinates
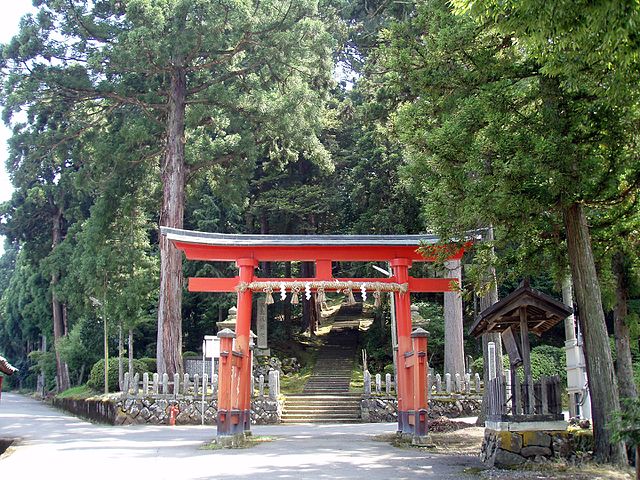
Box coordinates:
[204,335,220,358]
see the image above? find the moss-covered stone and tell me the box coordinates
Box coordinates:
[522,430,551,447]
[495,431,523,453]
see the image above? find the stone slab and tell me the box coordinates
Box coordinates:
[485,420,567,432]
[521,445,552,458]
[492,449,526,467]
[522,430,551,447]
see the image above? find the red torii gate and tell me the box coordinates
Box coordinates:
[163,227,466,445]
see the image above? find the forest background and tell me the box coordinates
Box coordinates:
[0,0,638,465]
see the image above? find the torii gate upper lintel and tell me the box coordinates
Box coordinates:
[162,227,468,445]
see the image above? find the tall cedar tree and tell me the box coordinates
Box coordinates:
[0,1,337,377]
[371,0,639,464]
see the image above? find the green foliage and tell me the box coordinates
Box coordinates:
[56,385,96,399]
[470,346,565,383]
[610,398,640,447]
[27,350,57,392]
[86,358,147,392]
[528,350,562,383]
[471,355,509,377]
[531,345,567,382]
[56,317,101,385]
[414,302,445,370]
[453,0,640,102]
[362,306,392,373]
[138,357,157,374]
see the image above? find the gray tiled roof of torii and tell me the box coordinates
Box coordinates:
[0,356,17,375]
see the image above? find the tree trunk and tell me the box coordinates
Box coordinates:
[157,64,187,377]
[128,329,134,375]
[284,262,292,335]
[564,202,627,465]
[444,259,465,376]
[612,251,638,402]
[76,363,85,387]
[118,324,124,391]
[477,225,504,426]
[260,211,271,276]
[51,207,70,392]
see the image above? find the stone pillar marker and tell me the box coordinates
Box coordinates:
[444,259,465,376]
[255,297,270,356]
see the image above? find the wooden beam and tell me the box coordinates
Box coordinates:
[519,306,534,414]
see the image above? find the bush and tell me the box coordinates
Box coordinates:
[531,345,566,383]
[87,357,147,392]
[138,357,157,373]
[469,346,565,383]
[28,350,57,392]
[182,351,199,358]
[470,355,509,376]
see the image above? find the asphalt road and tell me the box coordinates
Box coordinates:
[0,392,482,479]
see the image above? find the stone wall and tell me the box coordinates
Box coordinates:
[52,397,118,424]
[481,429,594,468]
[360,394,482,422]
[53,396,282,426]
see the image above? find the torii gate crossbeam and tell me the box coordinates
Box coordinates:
[163,227,468,446]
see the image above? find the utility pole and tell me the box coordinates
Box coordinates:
[90,294,109,394]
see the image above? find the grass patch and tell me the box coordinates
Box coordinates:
[201,435,277,451]
[55,385,97,399]
[350,365,364,392]
[375,426,485,455]
[280,366,314,394]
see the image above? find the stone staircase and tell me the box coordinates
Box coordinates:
[280,393,362,424]
[281,304,362,424]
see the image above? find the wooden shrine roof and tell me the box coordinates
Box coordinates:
[162,227,479,262]
[469,281,572,338]
[162,227,441,247]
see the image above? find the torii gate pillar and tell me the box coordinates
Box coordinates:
[216,258,257,445]
[392,258,431,445]
[236,258,258,435]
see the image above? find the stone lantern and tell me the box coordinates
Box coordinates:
[216,306,237,332]
[411,304,429,329]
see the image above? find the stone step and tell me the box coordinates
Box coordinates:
[286,394,360,399]
[285,397,361,403]
[304,384,351,388]
[303,390,352,394]
[306,377,351,380]
[303,385,350,388]
[306,379,351,382]
[284,407,360,414]
[280,418,362,424]
[281,414,360,421]
[310,369,353,373]
[304,385,350,390]
[304,381,351,386]
[282,412,360,422]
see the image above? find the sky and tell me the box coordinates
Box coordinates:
[0,3,37,253]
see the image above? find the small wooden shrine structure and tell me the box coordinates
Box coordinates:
[470,280,572,430]
[163,227,469,445]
